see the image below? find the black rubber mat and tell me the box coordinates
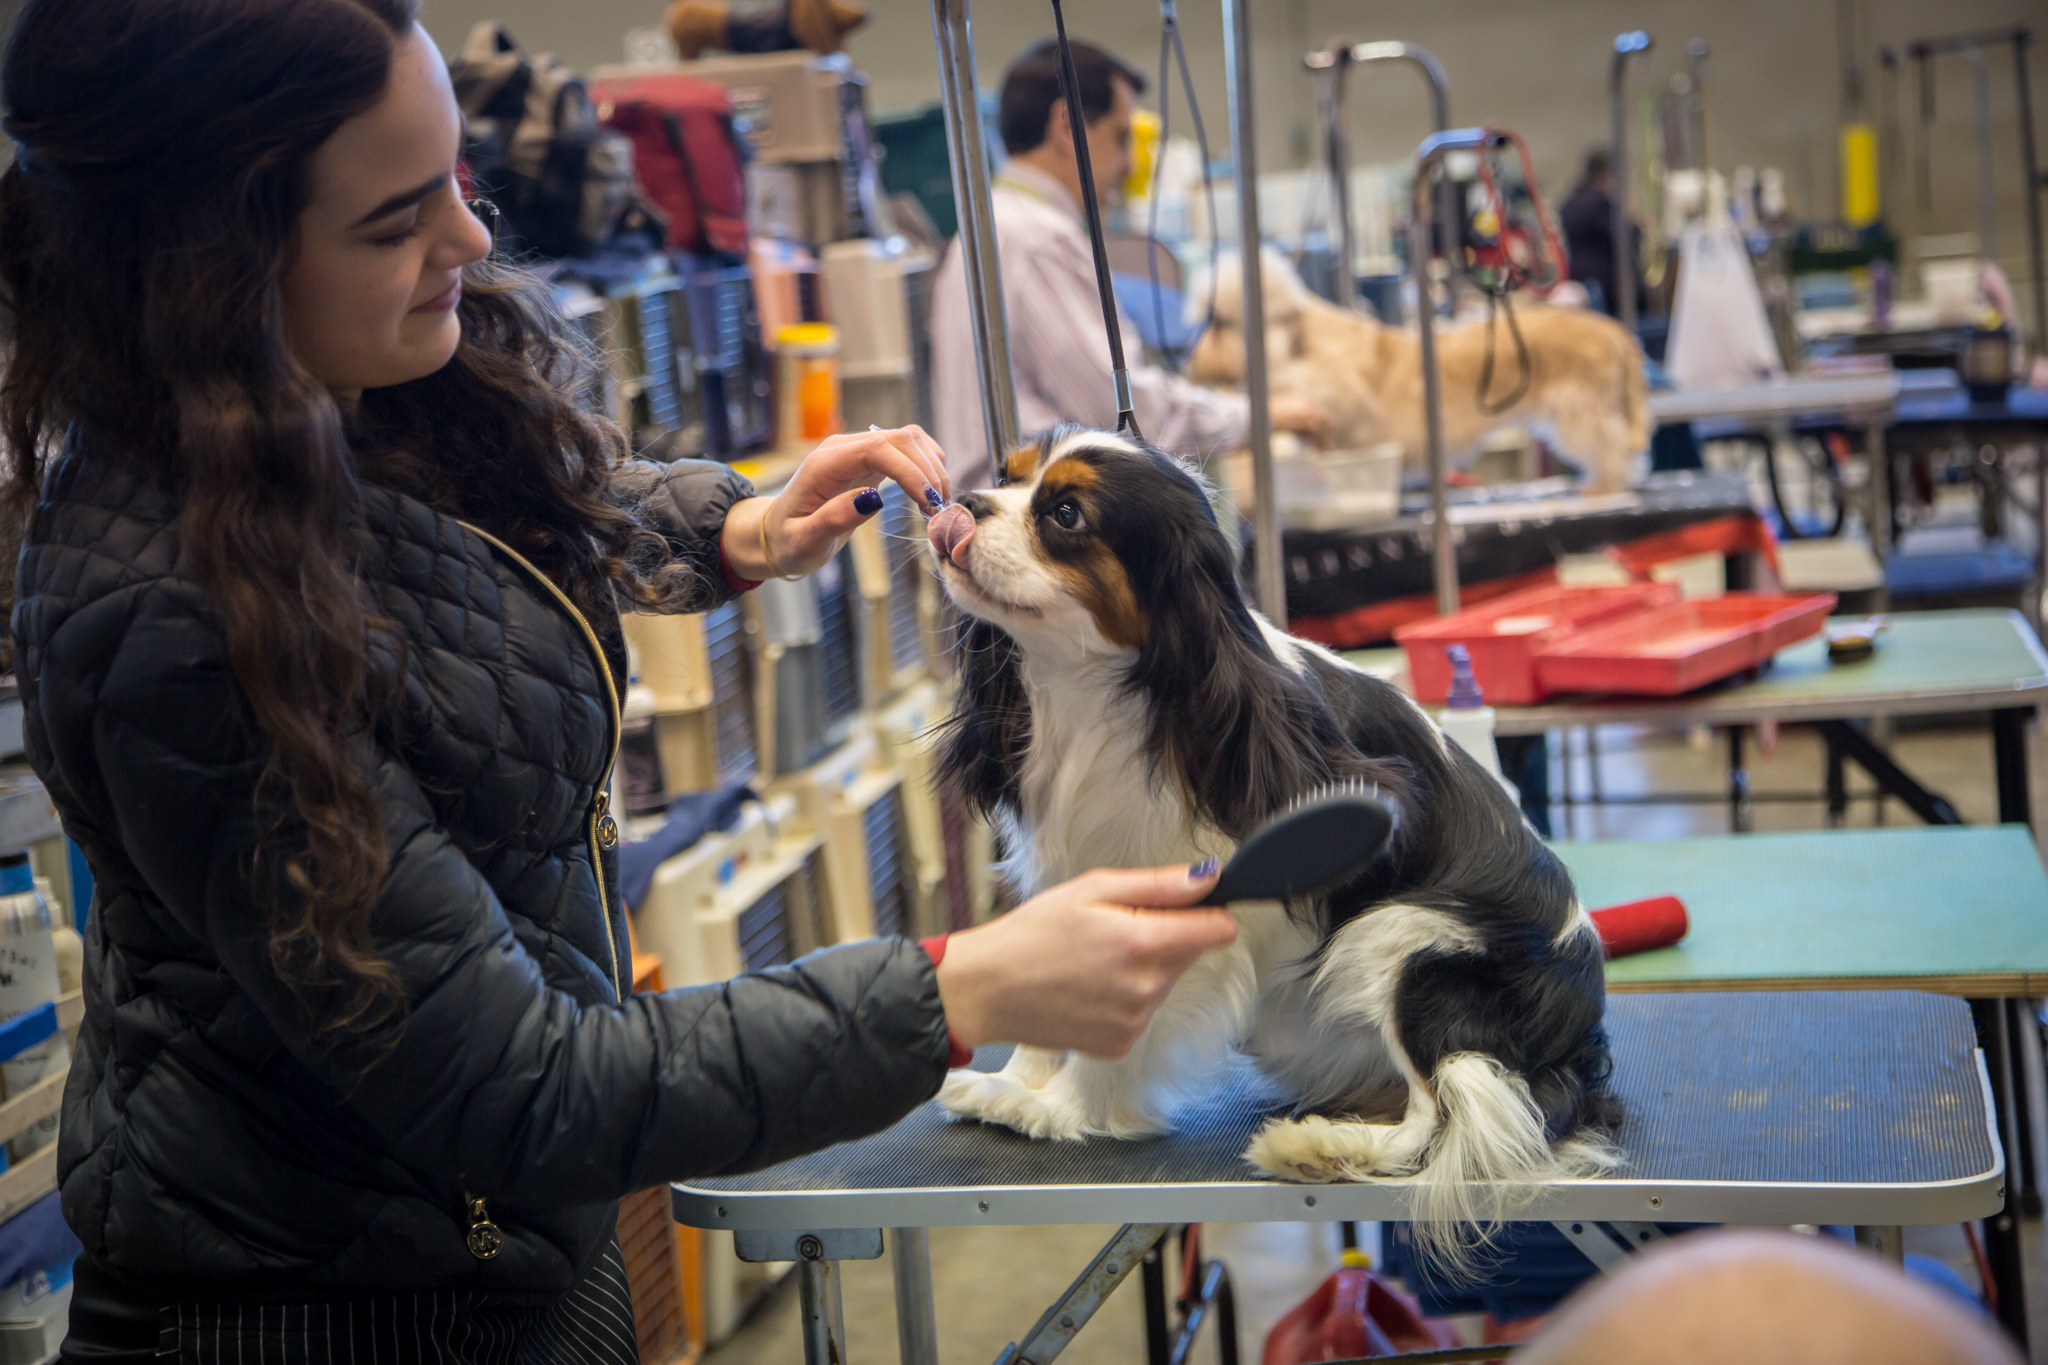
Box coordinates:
[697,990,1994,1194]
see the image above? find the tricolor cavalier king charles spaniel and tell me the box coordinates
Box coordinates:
[924,425,1620,1268]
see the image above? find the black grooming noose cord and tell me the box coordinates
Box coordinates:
[1049,0,1143,440]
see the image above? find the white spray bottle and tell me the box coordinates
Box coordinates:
[1436,644,1518,801]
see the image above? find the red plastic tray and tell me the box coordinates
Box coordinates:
[1531,593,1838,697]
[1395,583,1682,705]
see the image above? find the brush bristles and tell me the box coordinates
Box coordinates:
[1285,779,1397,833]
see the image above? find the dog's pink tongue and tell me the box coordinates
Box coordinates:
[928,503,975,563]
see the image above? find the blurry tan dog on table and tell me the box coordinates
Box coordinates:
[1191,254,1651,495]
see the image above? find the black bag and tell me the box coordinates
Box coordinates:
[449,23,639,259]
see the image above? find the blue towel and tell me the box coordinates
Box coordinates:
[0,1193,80,1292]
[617,782,755,911]
[1111,272,1207,357]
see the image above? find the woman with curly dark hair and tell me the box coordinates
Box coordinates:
[0,1,1237,1357]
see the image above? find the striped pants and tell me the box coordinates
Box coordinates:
[66,1242,639,1365]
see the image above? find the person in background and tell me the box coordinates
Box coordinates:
[931,38,1329,486]
[1557,148,1641,320]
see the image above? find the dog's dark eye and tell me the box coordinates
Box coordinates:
[1046,499,1088,532]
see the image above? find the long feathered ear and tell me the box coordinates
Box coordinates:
[1120,458,1393,837]
[936,614,1031,819]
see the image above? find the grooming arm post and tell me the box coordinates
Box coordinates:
[1348,42,1455,317]
[1412,127,1508,615]
[1304,45,1358,312]
[2014,31,2044,352]
[1610,32,1653,331]
[1223,0,1283,624]
[930,0,1019,483]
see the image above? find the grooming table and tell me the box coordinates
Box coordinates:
[1559,826,2048,1346]
[1348,608,2048,837]
[674,990,2003,1365]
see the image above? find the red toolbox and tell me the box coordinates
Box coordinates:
[1396,583,1682,705]
[1531,593,1838,697]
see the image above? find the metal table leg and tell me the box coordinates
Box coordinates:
[2005,999,2043,1216]
[798,1256,849,1365]
[1142,1241,1170,1365]
[1824,728,1849,827]
[1727,726,1751,833]
[892,1227,940,1365]
[1971,997,2032,1351]
[1810,719,1964,825]
[1853,1225,1905,1266]
[997,1222,1171,1365]
[1992,707,2033,832]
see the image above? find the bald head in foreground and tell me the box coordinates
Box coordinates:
[1520,1230,2020,1365]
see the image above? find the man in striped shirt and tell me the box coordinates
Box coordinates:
[932,37,1329,487]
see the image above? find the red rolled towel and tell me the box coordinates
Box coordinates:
[1588,895,1688,958]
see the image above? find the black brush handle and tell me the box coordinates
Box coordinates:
[1197,795,1393,906]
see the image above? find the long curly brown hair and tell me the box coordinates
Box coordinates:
[0,0,697,1031]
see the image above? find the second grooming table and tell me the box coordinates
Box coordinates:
[675,990,2004,1365]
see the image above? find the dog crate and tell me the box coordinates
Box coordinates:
[751,576,824,778]
[847,513,931,706]
[554,263,688,452]
[676,257,772,458]
[815,546,864,726]
[902,251,936,433]
[872,682,950,939]
[632,793,829,988]
[618,601,760,806]
[769,735,916,943]
[751,558,862,778]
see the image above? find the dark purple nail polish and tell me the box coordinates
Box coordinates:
[854,488,884,516]
[925,484,944,510]
[1189,858,1220,879]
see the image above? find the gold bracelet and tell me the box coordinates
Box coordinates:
[756,504,804,582]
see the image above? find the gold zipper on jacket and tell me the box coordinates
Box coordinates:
[463,1192,503,1260]
[455,519,626,1003]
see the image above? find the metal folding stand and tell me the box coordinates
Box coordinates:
[1303,40,1451,318]
[1902,27,2045,352]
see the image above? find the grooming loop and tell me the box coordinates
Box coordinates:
[1458,127,1566,416]
[1048,0,1143,440]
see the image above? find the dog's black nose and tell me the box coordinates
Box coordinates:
[959,492,996,520]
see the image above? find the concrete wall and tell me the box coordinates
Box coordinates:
[431,0,2038,310]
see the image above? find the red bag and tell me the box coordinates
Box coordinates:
[1261,1254,1458,1363]
[594,74,749,257]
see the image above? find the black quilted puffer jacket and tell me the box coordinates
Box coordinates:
[10,444,950,1304]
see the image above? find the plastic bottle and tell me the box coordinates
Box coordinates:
[1435,645,1518,801]
[0,853,65,1160]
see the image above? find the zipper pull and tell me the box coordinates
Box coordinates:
[465,1195,503,1260]
[594,788,619,850]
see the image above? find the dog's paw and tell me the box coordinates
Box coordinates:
[1245,1116,1347,1182]
[939,1071,1094,1140]
[1245,1115,1420,1183]
[938,1070,1009,1122]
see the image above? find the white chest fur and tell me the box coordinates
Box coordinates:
[1003,653,1223,893]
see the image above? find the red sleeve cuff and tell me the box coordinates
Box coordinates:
[919,935,974,1069]
[718,540,762,594]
